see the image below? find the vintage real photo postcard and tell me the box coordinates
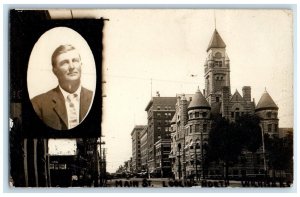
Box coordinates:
[9,9,294,189]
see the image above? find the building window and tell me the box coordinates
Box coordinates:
[268,124,272,133]
[195,124,200,133]
[195,112,200,118]
[214,61,222,67]
[157,113,161,117]
[165,106,168,110]
[203,124,207,133]
[274,124,278,133]
[157,106,160,110]
[190,125,193,133]
[267,112,272,118]
[231,112,234,118]
[216,97,220,102]
[202,112,207,118]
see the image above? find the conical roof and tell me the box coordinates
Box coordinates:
[256,90,278,111]
[170,113,177,124]
[188,87,210,110]
[207,29,226,52]
[225,53,230,61]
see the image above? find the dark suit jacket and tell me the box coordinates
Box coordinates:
[31,86,93,130]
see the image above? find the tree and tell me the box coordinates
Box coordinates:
[236,114,262,173]
[264,132,293,181]
[207,117,244,180]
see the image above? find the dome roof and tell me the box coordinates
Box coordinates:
[256,90,278,111]
[188,87,210,110]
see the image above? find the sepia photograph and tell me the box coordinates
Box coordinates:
[27,27,96,130]
[8,8,294,189]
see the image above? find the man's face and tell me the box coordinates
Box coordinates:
[53,49,82,84]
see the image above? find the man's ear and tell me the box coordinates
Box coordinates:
[52,67,57,76]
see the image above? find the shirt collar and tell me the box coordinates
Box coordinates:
[59,85,82,101]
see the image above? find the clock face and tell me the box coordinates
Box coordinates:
[215,52,222,59]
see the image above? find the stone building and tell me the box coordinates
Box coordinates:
[170,29,280,179]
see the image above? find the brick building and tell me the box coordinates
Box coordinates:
[131,125,146,173]
[140,126,148,173]
[145,97,177,177]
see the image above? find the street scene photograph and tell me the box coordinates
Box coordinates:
[9,8,294,189]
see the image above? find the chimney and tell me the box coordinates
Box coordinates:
[180,94,188,127]
[222,86,230,119]
[242,86,251,102]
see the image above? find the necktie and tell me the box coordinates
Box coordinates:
[67,93,79,129]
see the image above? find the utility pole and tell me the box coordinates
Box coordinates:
[261,125,267,179]
[194,143,198,181]
[201,131,204,179]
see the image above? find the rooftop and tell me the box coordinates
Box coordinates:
[256,90,278,111]
[207,29,226,52]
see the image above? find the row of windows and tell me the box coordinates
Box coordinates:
[267,124,278,133]
[266,111,278,118]
[188,124,208,134]
[214,61,222,67]
[156,112,173,118]
[188,111,207,119]
[231,111,245,118]
[157,120,171,126]
[157,126,171,132]
[156,105,173,110]
[215,76,224,81]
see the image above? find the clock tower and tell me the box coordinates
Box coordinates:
[204,29,231,105]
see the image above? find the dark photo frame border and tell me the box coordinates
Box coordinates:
[10,10,104,138]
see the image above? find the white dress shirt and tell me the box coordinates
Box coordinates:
[59,85,82,129]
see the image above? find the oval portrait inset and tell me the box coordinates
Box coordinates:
[27,27,96,130]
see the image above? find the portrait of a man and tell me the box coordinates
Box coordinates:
[31,44,93,130]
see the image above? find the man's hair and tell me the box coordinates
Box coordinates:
[51,44,79,67]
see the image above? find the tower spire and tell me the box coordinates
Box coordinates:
[214,10,216,29]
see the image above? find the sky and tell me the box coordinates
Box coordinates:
[49,9,294,173]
